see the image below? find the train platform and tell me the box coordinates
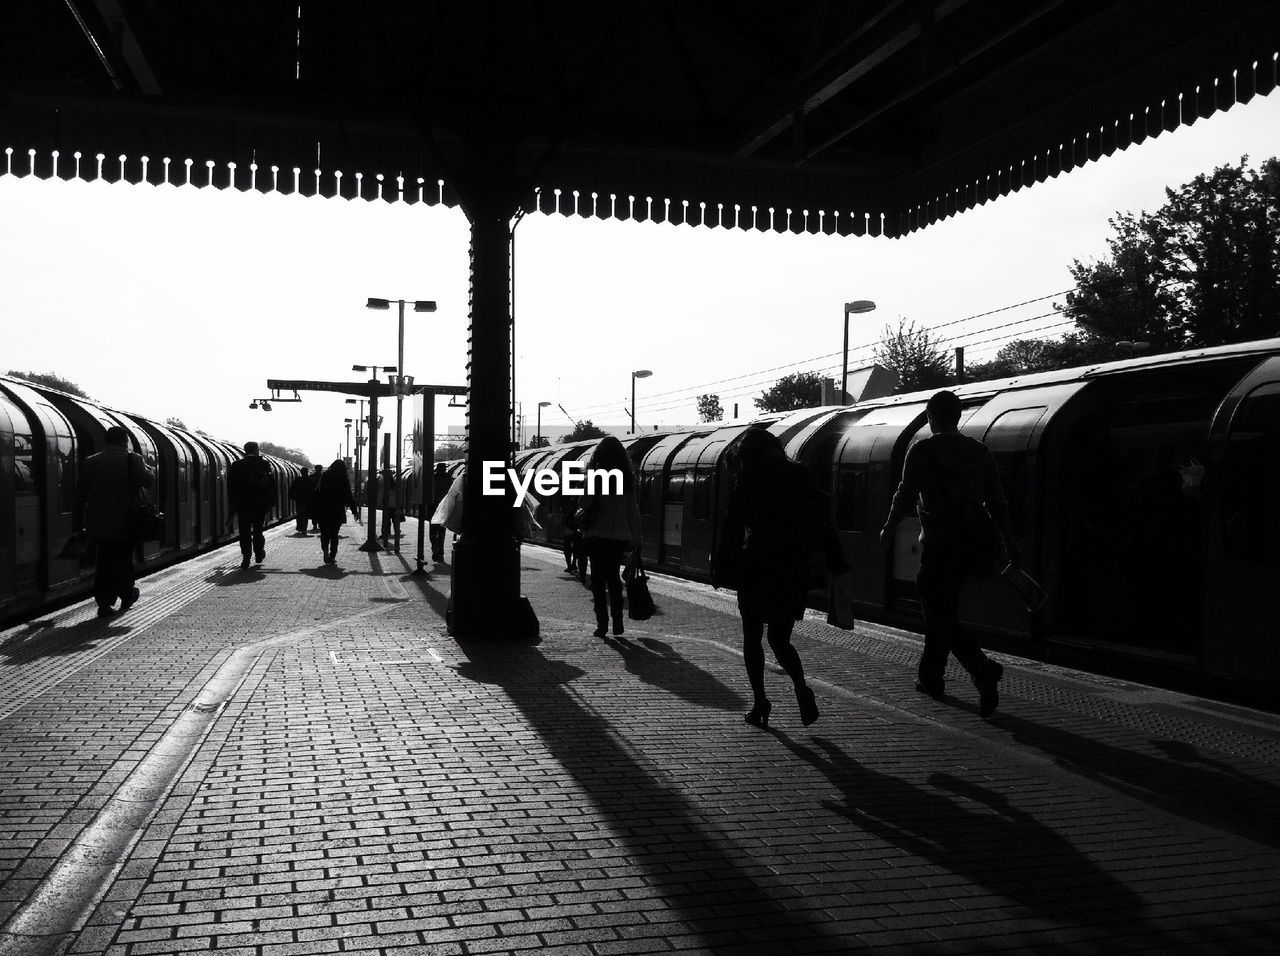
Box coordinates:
[1,521,1279,956]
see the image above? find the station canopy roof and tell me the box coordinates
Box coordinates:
[4,1,1278,236]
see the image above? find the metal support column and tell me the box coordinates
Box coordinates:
[359,392,382,552]
[448,207,535,638]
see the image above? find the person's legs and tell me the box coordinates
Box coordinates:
[93,538,123,613]
[236,509,253,567]
[429,524,445,561]
[915,559,958,694]
[740,612,768,704]
[766,616,818,724]
[252,509,267,563]
[603,541,626,634]
[587,539,610,636]
[117,542,138,610]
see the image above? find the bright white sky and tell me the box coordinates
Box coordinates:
[3,92,1280,464]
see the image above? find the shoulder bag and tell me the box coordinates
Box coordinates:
[623,550,656,620]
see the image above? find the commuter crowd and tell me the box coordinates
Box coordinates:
[80,389,1021,724]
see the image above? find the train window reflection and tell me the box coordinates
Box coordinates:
[692,469,713,519]
[13,432,35,495]
[1223,382,1280,565]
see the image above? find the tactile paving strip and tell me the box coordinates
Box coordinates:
[546,550,1280,769]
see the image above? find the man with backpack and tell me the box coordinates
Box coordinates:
[228,441,275,570]
[880,390,1021,718]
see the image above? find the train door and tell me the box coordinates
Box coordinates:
[1202,357,1280,691]
[1,381,82,596]
[0,392,32,603]
[833,402,928,612]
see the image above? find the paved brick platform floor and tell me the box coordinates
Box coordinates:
[2,520,1279,954]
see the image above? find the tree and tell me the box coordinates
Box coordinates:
[1060,156,1280,349]
[258,441,311,468]
[6,370,90,398]
[754,371,822,412]
[874,318,952,393]
[964,333,1116,384]
[528,435,551,448]
[560,419,608,443]
[696,393,723,422]
[435,441,466,460]
[164,416,187,430]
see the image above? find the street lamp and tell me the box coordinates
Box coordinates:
[536,401,551,447]
[842,300,877,406]
[343,418,353,461]
[366,297,437,554]
[345,398,367,498]
[631,369,652,434]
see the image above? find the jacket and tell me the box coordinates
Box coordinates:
[886,432,1015,556]
[82,445,154,539]
[228,455,275,512]
[311,468,358,526]
[582,488,642,546]
[713,456,835,620]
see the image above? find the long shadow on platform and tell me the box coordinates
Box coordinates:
[991,711,1280,850]
[0,618,132,664]
[778,734,1191,947]
[602,634,744,713]
[450,639,838,952]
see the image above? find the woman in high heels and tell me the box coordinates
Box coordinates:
[713,428,844,728]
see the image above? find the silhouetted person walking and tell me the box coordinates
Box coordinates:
[82,425,153,618]
[578,436,642,637]
[307,463,323,531]
[227,441,274,570]
[289,467,315,534]
[429,462,449,562]
[880,389,1021,718]
[312,459,360,564]
[713,428,839,728]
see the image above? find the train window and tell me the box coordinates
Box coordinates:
[835,465,869,531]
[1222,383,1280,565]
[57,444,75,514]
[13,431,35,495]
[637,474,653,514]
[692,468,714,520]
[665,470,687,503]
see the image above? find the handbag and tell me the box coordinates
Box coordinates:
[128,502,166,543]
[57,531,89,561]
[1002,562,1047,612]
[623,551,656,620]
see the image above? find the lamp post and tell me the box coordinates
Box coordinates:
[352,364,394,552]
[842,300,877,405]
[367,297,437,554]
[630,369,652,434]
[345,398,367,498]
[343,418,353,462]
[535,401,551,447]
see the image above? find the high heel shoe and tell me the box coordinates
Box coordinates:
[797,686,819,726]
[744,700,771,728]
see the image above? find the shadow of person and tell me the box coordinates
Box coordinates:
[299,565,351,580]
[775,733,1177,942]
[449,640,837,949]
[1,618,132,664]
[204,567,266,586]
[996,711,1280,850]
[601,635,744,713]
